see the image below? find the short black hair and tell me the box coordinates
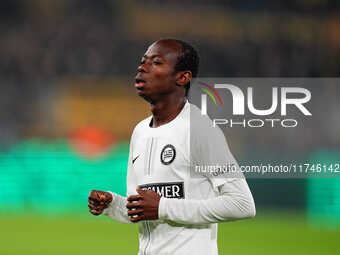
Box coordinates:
[172,39,200,97]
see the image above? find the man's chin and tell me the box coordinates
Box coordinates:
[137,90,152,102]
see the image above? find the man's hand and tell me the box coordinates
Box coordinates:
[126,187,161,223]
[88,190,113,216]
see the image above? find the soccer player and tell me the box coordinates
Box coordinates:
[88,39,256,255]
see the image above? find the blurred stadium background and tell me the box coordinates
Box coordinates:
[0,0,339,254]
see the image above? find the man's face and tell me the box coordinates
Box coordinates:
[135,40,182,102]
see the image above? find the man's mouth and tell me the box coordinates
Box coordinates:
[135,78,146,89]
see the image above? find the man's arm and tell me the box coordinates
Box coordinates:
[102,192,132,224]
[158,178,256,224]
[88,190,131,224]
[127,178,255,224]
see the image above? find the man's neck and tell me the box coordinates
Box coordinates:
[150,98,187,128]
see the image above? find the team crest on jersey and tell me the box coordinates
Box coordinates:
[160,144,176,165]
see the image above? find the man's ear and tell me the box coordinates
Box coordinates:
[176,71,192,87]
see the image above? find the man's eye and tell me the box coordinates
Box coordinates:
[153,61,162,65]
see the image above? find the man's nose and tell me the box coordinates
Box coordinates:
[137,63,148,73]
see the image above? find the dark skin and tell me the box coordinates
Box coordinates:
[135,39,192,127]
[88,39,192,222]
[88,190,113,215]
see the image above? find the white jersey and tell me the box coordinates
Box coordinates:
[104,101,255,255]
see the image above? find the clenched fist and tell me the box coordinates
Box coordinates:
[88,190,113,216]
[126,187,161,222]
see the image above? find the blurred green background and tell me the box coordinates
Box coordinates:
[1,211,339,255]
[1,0,340,254]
